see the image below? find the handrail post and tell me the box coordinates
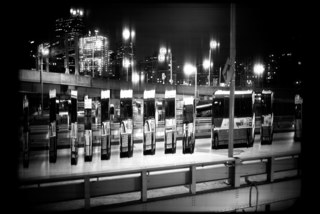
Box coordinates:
[230,158,241,187]
[190,165,196,194]
[141,170,147,202]
[84,177,90,210]
[267,157,275,182]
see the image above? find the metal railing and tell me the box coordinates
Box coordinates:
[19,151,300,210]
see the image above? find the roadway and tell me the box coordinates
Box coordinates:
[18,131,300,180]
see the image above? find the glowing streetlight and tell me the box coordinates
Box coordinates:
[158,46,173,84]
[122,28,130,41]
[253,63,265,75]
[39,44,49,115]
[253,63,265,90]
[203,59,210,70]
[183,63,197,102]
[208,39,219,86]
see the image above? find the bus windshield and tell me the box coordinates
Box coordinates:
[212,95,253,118]
[120,99,133,119]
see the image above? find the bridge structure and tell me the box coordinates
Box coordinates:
[18,69,222,100]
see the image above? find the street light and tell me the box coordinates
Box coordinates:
[253,63,265,90]
[208,39,219,86]
[122,27,135,82]
[158,46,173,84]
[39,44,49,115]
[123,57,131,81]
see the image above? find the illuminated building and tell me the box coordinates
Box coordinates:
[79,33,109,77]
[49,8,85,74]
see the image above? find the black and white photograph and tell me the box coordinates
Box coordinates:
[12,0,306,212]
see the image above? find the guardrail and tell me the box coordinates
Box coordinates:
[19,151,300,210]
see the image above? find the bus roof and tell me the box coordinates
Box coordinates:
[214,90,253,96]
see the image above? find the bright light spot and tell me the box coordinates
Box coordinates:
[158,54,165,62]
[159,47,167,55]
[30,40,34,44]
[183,63,196,76]
[298,61,301,65]
[95,40,103,49]
[210,40,218,49]
[122,28,130,40]
[41,48,49,56]
[168,49,171,54]
[80,10,83,16]
[131,30,135,39]
[123,58,131,68]
[203,59,210,69]
[253,63,265,75]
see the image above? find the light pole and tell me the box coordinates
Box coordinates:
[253,63,265,91]
[208,40,219,86]
[39,44,49,115]
[122,27,135,82]
[158,46,173,84]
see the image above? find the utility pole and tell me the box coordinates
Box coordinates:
[228,3,236,158]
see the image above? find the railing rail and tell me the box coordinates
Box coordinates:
[19,151,300,209]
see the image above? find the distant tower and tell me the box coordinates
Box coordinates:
[53,8,85,74]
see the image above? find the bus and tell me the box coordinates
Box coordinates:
[211,90,255,149]
[260,90,274,144]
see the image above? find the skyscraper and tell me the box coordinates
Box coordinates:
[79,32,109,78]
[50,8,85,74]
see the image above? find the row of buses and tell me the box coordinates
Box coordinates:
[21,88,301,167]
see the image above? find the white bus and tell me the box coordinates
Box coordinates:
[211,90,255,149]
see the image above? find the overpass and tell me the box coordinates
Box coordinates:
[18,69,222,99]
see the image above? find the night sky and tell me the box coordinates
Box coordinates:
[17,1,304,66]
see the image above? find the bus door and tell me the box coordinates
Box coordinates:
[70,90,78,165]
[49,89,57,163]
[120,89,134,158]
[84,95,93,162]
[260,90,274,144]
[22,95,29,168]
[182,97,195,154]
[143,89,156,155]
[294,94,303,141]
[164,89,177,154]
[101,90,111,160]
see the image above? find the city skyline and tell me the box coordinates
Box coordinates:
[18,2,304,65]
